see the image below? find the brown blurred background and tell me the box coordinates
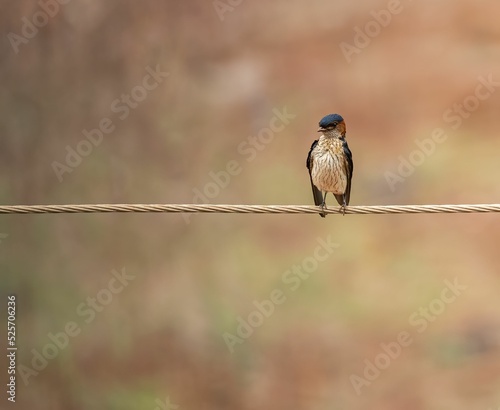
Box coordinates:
[2,0,500,409]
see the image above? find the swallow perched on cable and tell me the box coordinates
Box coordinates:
[306,114,353,217]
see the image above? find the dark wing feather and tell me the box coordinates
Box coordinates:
[306,140,324,207]
[342,138,353,205]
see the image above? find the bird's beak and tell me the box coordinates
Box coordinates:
[317,127,326,132]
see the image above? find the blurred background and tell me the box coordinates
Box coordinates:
[2,0,500,409]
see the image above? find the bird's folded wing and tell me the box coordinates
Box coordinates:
[306,140,324,206]
[342,140,353,205]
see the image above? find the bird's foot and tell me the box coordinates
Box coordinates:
[319,203,327,218]
[340,205,346,216]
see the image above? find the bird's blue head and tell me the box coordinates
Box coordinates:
[318,113,346,136]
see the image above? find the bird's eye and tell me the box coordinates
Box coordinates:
[332,122,338,127]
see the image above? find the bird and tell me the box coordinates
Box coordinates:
[306,113,353,218]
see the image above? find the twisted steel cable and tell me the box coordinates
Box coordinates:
[0,203,499,215]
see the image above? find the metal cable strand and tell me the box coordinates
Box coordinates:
[0,204,499,215]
